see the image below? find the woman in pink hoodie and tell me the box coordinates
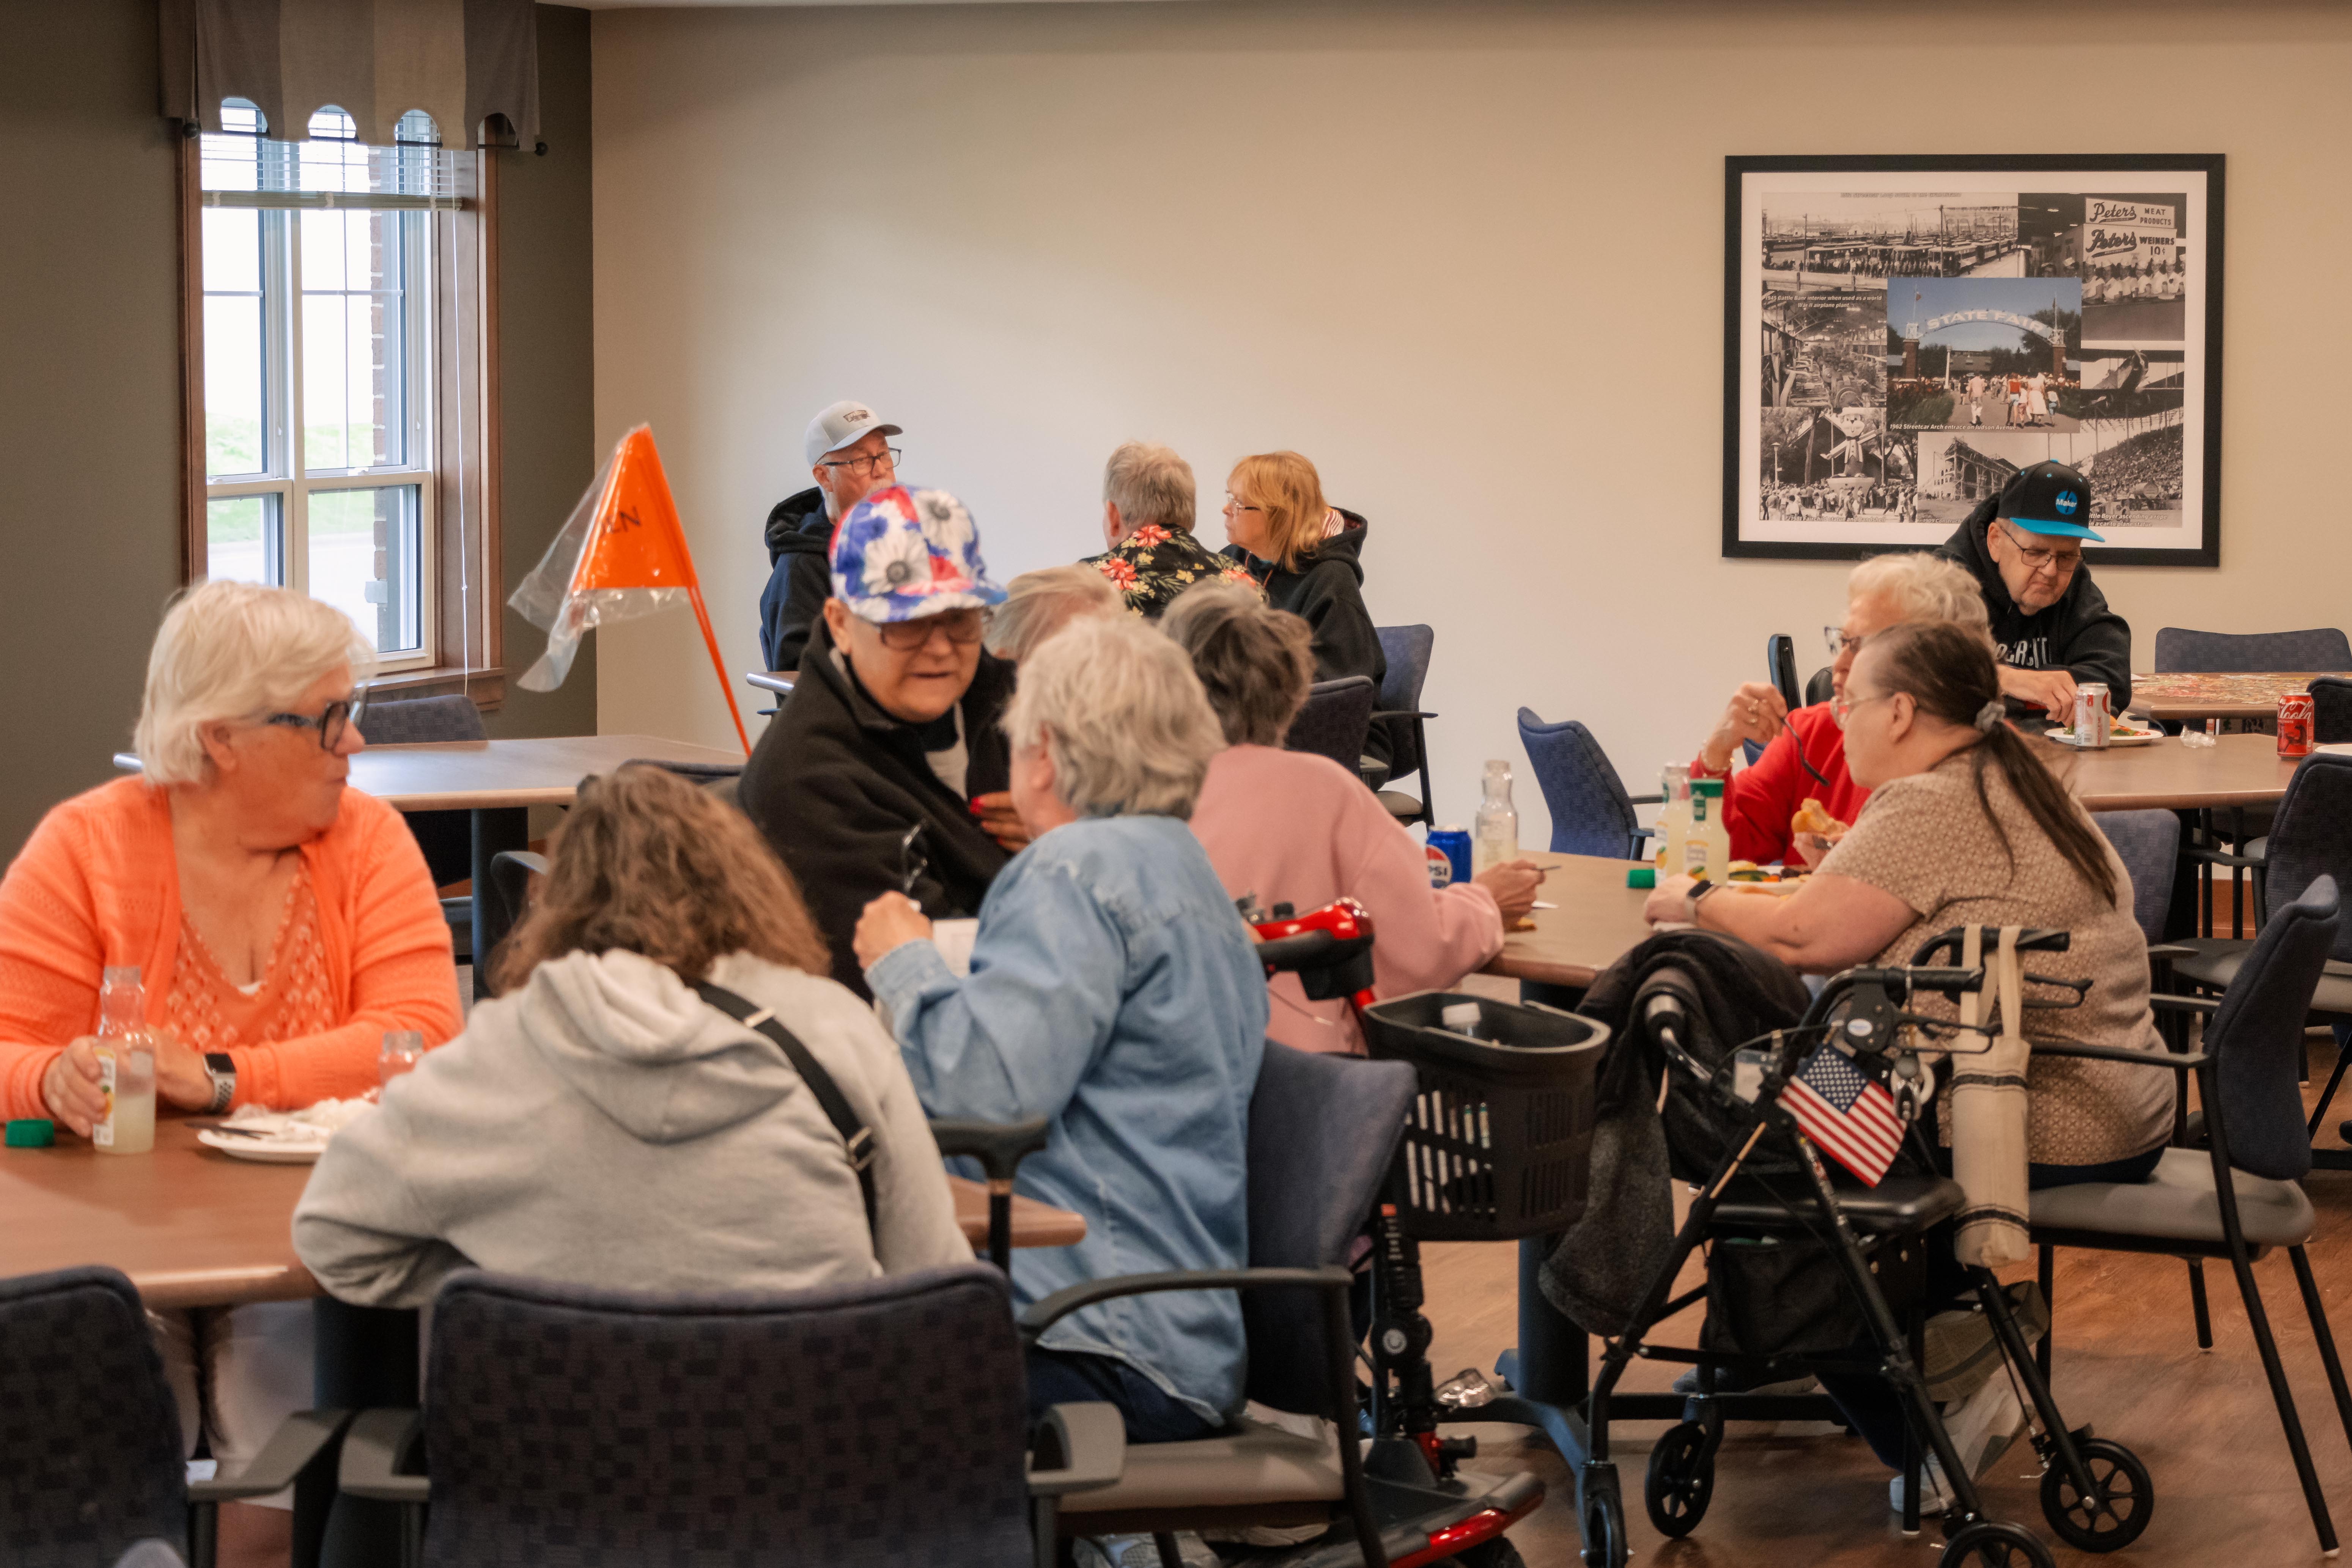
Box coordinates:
[1168,584,1543,1053]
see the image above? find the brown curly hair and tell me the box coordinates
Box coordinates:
[492,765,830,991]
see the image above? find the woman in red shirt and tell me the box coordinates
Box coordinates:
[1689,554,1990,866]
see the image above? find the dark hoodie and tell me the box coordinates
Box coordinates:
[1934,503,2133,713]
[736,617,1015,997]
[758,487,832,671]
[1223,508,1391,768]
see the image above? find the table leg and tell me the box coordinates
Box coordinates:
[313,1298,421,1568]
[470,806,529,999]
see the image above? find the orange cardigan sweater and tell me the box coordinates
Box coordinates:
[0,778,463,1121]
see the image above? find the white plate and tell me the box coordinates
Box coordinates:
[197,1128,328,1164]
[2044,728,2160,748]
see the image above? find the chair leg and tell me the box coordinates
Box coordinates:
[1152,1532,1184,1568]
[2290,1246,2352,1457]
[2036,1245,2054,1381]
[2187,1260,2214,1350]
[2226,1241,2338,1551]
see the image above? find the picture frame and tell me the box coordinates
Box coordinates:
[1722,154,2224,566]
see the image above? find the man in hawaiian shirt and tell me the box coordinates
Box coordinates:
[1079,441,1261,619]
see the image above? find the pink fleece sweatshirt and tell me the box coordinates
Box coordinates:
[1188,745,1504,1054]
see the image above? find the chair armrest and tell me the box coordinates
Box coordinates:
[1018,1266,1351,1341]
[1628,793,1666,806]
[2146,944,2198,962]
[337,1408,429,1505]
[187,1409,350,1504]
[2023,1040,2212,1070]
[1026,1401,1126,1497]
[928,1117,1051,1184]
[1369,709,1439,723]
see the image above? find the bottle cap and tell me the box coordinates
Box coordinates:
[1691,778,1724,797]
[1441,1002,1482,1031]
[1626,867,1657,889]
[5,1119,56,1149]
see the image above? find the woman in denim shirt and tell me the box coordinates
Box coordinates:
[855,614,1266,1442]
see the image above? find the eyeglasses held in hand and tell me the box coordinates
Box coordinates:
[820,447,902,478]
[876,609,986,652]
[260,690,368,751]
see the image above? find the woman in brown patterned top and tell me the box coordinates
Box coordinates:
[1645,620,2172,1504]
[1649,617,2171,1171]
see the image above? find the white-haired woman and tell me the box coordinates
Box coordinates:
[1690,552,1991,866]
[851,614,1266,1445]
[0,580,459,1565]
[982,562,1123,665]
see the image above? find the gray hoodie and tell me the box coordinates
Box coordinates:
[292,948,974,1307]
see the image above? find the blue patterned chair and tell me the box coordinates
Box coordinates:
[1518,708,1660,862]
[2152,626,2352,673]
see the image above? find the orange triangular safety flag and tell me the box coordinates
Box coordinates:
[509,425,751,753]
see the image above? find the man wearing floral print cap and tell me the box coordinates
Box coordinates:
[738,485,1021,996]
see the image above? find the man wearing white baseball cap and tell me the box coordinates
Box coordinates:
[758,399,905,670]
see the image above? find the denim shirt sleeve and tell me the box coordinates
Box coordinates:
[867,860,1125,1124]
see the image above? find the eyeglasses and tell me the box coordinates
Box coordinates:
[874,608,987,652]
[1823,625,1869,658]
[259,690,367,751]
[1222,494,1264,514]
[1996,522,2082,578]
[1831,690,1896,731]
[820,446,902,479]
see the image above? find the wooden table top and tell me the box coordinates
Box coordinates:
[2041,730,2305,812]
[1482,852,1653,991]
[350,734,749,812]
[2126,671,2349,721]
[3,1121,1083,1308]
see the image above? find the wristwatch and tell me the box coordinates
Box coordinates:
[203,1052,236,1114]
[1687,879,1723,923]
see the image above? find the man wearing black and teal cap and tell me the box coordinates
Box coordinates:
[1934,459,2132,717]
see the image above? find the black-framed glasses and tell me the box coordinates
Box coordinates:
[1996,521,2082,577]
[259,690,367,751]
[820,447,902,478]
[875,609,986,652]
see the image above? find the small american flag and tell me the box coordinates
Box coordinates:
[1783,1045,1905,1185]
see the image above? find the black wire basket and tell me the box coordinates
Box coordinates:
[1359,991,1609,1242]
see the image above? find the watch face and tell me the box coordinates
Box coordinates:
[205,1053,234,1074]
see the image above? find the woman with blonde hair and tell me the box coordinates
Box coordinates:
[297,763,972,1309]
[0,579,461,1564]
[1218,450,1389,766]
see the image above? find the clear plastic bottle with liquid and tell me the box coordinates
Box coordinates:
[1657,764,1693,873]
[1472,760,1520,875]
[93,966,155,1154]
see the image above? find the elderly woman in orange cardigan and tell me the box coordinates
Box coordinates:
[0,579,459,1565]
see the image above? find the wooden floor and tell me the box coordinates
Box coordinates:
[1414,1034,2352,1567]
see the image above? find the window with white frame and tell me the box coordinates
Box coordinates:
[199,102,469,669]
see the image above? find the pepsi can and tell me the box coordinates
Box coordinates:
[1426,827,1472,888]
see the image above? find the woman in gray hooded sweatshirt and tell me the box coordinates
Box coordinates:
[293,766,974,1305]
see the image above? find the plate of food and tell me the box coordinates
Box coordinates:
[195,1098,374,1164]
[2044,720,2162,748]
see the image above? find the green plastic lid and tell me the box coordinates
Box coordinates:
[5,1118,56,1148]
[1625,866,1656,889]
[1691,778,1724,797]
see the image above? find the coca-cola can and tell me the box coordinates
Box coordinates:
[2073,683,2112,749]
[2279,692,2315,758]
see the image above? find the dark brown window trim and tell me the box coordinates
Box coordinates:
[176,132,504,710]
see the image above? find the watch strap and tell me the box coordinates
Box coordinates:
[203,1053,236,1114]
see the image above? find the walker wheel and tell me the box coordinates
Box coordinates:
[1580,1488,1627,1568]
[1643,1420,1715,1538]
[2040,1437,2154,1552]
[1939,1519,2055,1568]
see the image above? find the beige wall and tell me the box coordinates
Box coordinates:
[589,0,2352,845]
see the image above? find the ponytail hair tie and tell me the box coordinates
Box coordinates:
[1974,699,2005,733]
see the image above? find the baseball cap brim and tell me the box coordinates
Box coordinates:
[2006,515,2105,543]
[822,423,901,460]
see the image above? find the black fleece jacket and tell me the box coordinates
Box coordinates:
[736,618,1013,997]
[1223,508,1391,768]
[1933,505,2134,713]
[758,487,832,672]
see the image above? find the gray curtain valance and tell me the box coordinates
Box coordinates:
[161,0,538,148]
